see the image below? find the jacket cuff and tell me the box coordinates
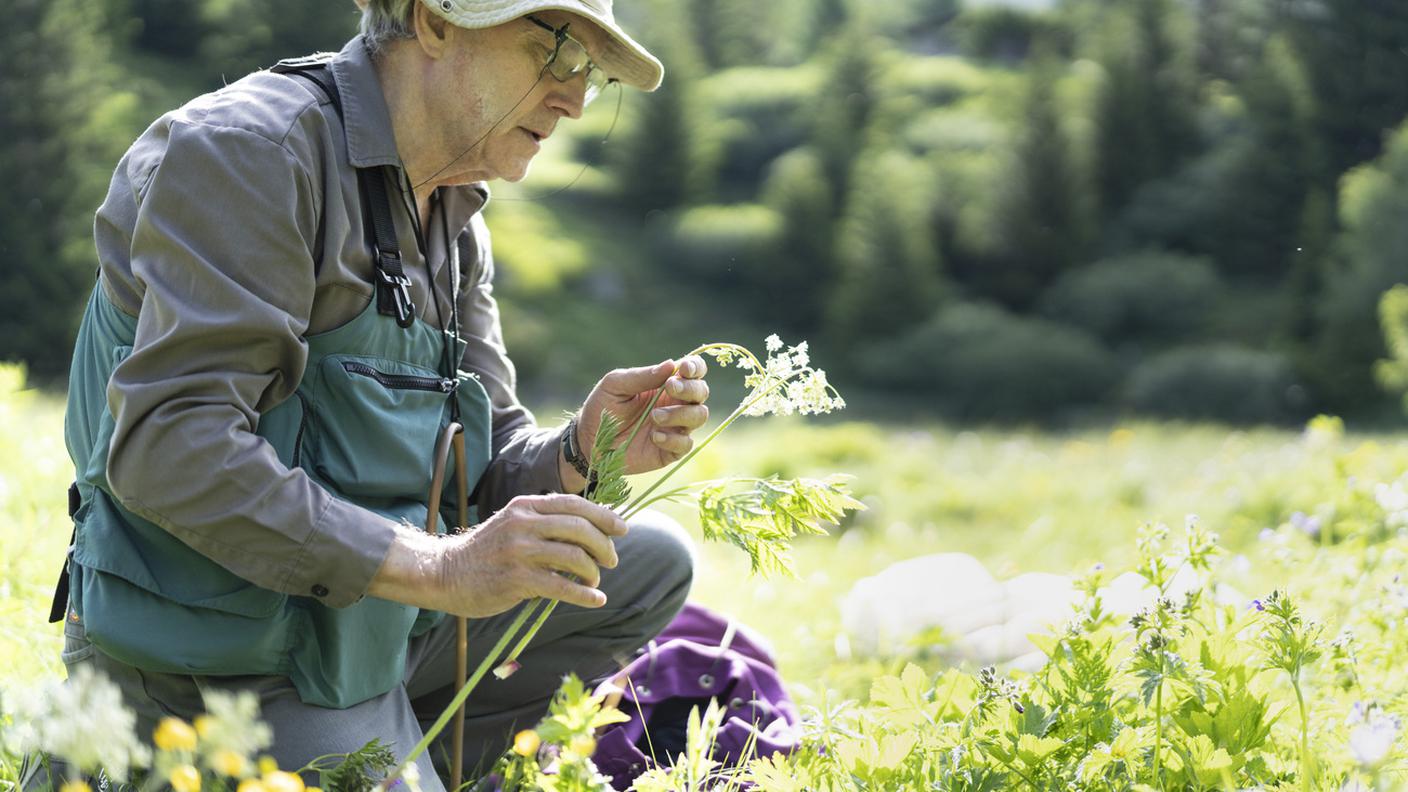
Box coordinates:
[284,496,398,609]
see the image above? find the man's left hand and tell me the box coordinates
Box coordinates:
[568,356,710,488]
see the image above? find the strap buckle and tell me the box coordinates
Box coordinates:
[375,256,416,328]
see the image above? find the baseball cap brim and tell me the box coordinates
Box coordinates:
[420,0,663,91]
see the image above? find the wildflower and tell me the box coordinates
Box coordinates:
[258,757,279,777]
[262,770,305,792]
[1290,511,1321,539]
[512,730,540,757]
[1348,708,1400,769]
[194,716,217,739]
[568,735,597,756]
[210,749,249,777]
[2,665,150,782]
[765,334,783,353]
[236,780,267,792]
[59,781,91,792]
[196,691,273,759]
[170,764,202,792]
[493,659,522,680]
[155,717,199,752]
[1252,599,1264,611]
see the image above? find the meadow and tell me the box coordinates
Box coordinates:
[4,364,1408,789]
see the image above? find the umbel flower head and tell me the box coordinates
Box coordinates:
[703,335,845,418]
[1,666,150,781]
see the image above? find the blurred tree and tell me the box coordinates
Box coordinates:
[956,7,1071,63]
[685,0,780,69]
[127,0,209,58]
[200,0,360,78]
[1283,0,1408,185]
[1088,0,1199,220]
[860,301,1118,422]
[613,6,715,215]
[807,0,852,51]
[759,147,837,332]
[809,26,885,213]
[1038,251,1219,349]
[1307,118,1408,415]
[826,150,944,344]
[1374,284,1408,413]
[986,54,1092,308]
[0,0,139,381]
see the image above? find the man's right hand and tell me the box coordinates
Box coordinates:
[367,493,629,618]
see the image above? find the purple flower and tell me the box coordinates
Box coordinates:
[1290,511,1321,539]
[1252,599,1264,612]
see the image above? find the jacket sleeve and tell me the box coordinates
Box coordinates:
[454,215,567,517]
[105,118,398,609]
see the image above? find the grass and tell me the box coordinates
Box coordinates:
[6,365,1408,775]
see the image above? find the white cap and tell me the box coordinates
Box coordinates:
[419,0,663,90]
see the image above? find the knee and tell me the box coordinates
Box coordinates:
[620,509,695,607]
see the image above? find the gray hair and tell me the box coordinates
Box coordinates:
[360,0,419,55]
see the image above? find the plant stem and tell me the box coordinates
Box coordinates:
[501,597,556,668]
[1154,676,1164,789]
[379,601,538,790]
[622,376,791,520]
[1294,676,1311,792]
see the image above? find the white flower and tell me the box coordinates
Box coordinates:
[1349,710,1399,768]
[1375,477,1408,530]
[3,667,150,782]
[765,334,783,353]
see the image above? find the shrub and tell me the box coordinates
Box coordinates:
[1123,344,1306,423]
[861,302,1118,421]
[1038,251,1220,345]
[658,203,782,285]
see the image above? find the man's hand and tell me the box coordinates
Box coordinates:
[368,494,629,618]
[565,356,711,491]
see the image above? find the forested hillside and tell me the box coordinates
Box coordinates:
[6,0,1408,424]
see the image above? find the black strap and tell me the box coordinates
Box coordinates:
[48,483,81,623]
[273,60,415,328]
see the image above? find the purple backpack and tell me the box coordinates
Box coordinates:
[590,603,802,789]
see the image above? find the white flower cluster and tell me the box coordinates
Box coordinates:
[740,335,845,418]
[1346,701,1400,769]
[2,666,151,782]
[1374,476,1408,531]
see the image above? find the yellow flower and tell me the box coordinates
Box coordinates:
[169,764,202,792]
[257,757,280,777]
[59,781,91,792]
[194,715,217,739]
[154,717,199,752]
[210,749,249,778]
[568,735,596,757]
[512,729,540,757]
[262,770,305,792]
[236,780,267,792]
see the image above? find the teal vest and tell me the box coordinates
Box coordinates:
[64,275,491,708]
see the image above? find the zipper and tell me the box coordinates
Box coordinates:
[292,391,312,469]
[341,361,456,393]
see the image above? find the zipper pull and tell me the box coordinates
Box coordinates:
[440,378,457,393]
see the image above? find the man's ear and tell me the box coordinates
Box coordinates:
[414,1,452,60]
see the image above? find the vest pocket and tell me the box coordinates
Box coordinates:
[306,355,453,501]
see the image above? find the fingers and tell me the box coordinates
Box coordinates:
[651,403,709,431]
[649,428,694,458]
[521,493,629,537]
[534,570,608,609]
[529,512,621,569]
[599,359,675,397]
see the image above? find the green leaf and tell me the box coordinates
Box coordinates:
[587,410,631,509]
[1015,733,1063,766]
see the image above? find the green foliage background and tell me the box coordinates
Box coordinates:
[5,0,1408,426]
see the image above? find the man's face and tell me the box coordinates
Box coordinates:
[431,10,606,184]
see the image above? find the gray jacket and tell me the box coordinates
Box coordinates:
[92,36,564,609]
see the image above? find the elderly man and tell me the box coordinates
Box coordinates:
[47,0,702,786]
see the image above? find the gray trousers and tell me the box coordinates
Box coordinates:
[27,510,693,791]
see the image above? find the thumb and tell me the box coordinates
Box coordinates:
[600,359,675,396]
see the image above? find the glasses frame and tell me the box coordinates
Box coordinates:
[525,15,614,106]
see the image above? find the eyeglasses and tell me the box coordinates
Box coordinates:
[525,15,613,106]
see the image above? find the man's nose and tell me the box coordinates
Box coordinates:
[545,74,587,120]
